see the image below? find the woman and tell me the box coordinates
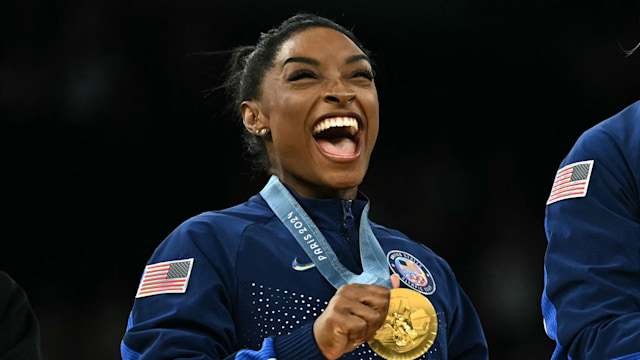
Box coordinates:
[121,13,488,360]
[542,100,640,359]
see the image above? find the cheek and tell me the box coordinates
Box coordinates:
[269,95,311,138]
[359,90,379,114]
[368,124,380,149]
[362,94,380,137]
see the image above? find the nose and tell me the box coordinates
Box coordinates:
[323,80,356,104]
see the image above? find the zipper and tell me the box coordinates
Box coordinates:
[342,199,357,247]
[342,199,363,272]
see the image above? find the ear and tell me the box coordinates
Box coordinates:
[241,101,267,134]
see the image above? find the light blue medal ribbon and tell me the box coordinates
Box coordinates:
[260,175,392,289]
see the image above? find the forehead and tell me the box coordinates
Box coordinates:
[274,27,366,64]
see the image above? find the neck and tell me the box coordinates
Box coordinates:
[276,175,358,200]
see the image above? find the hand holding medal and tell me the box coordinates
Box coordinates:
[313,274,437,360]
[312,279,396,360]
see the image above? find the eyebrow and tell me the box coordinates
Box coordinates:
[282,57,320,69]
[345,54,371,64]
[281,54,371,69]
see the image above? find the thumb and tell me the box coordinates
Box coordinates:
[390,274,400,289]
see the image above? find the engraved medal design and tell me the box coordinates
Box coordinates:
[369,288,438,360]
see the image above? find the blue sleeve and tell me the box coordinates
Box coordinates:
[542,109,640,360]
[120,216,245,359]
[120,214,325,360]
[121,336,275,360]
[442,264,489,360]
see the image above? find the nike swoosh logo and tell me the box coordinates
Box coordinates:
[292,258,316,271]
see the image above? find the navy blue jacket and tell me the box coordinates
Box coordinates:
[0,271,42,360]
[121,185,488,359]
[542,100,640,359]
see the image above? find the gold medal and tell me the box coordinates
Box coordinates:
[368,288,438,360]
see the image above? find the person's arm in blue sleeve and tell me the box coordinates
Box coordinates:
[441,264,489,360]
[120,216,325,360]
[542,107,640,360]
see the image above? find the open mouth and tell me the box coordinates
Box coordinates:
[312,117,361,158]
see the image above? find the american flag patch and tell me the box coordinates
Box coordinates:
[546,160,594,205]
[136,258,194,298]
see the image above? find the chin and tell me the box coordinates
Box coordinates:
[322,173,365,191]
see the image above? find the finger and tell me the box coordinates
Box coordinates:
[315,293,371,336]
[345,315,369,342]
[350,284,390,309]
[315,284,392,356]
[341,283,390,298]
[351,283,393,339]
[314,309,369,359]
[345,297,390,341]
[391,274,401,289]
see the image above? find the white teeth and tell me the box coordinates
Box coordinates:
[313,117,358,135]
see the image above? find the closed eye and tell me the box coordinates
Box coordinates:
[287,69,318,82]
[351,69,375,81]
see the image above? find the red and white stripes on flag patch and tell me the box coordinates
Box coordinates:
[136,258,194,298]
[546,160,594,205]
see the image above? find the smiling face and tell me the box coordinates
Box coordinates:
[242,27,379,199]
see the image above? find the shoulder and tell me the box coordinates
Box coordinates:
[548,101,640,205]
[0,272,41,359]
[568,100,640,165]
[0,271,18,309]
[173,195,273,238]
[152,195,275,256]
[372,222,439,258]
[372,222,455,278]
[545,101,640,227]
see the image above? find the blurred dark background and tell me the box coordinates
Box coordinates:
[3,0,640,358]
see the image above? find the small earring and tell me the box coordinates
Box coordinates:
[258,128,269,136]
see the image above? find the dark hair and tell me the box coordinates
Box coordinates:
[222,13,371,173]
